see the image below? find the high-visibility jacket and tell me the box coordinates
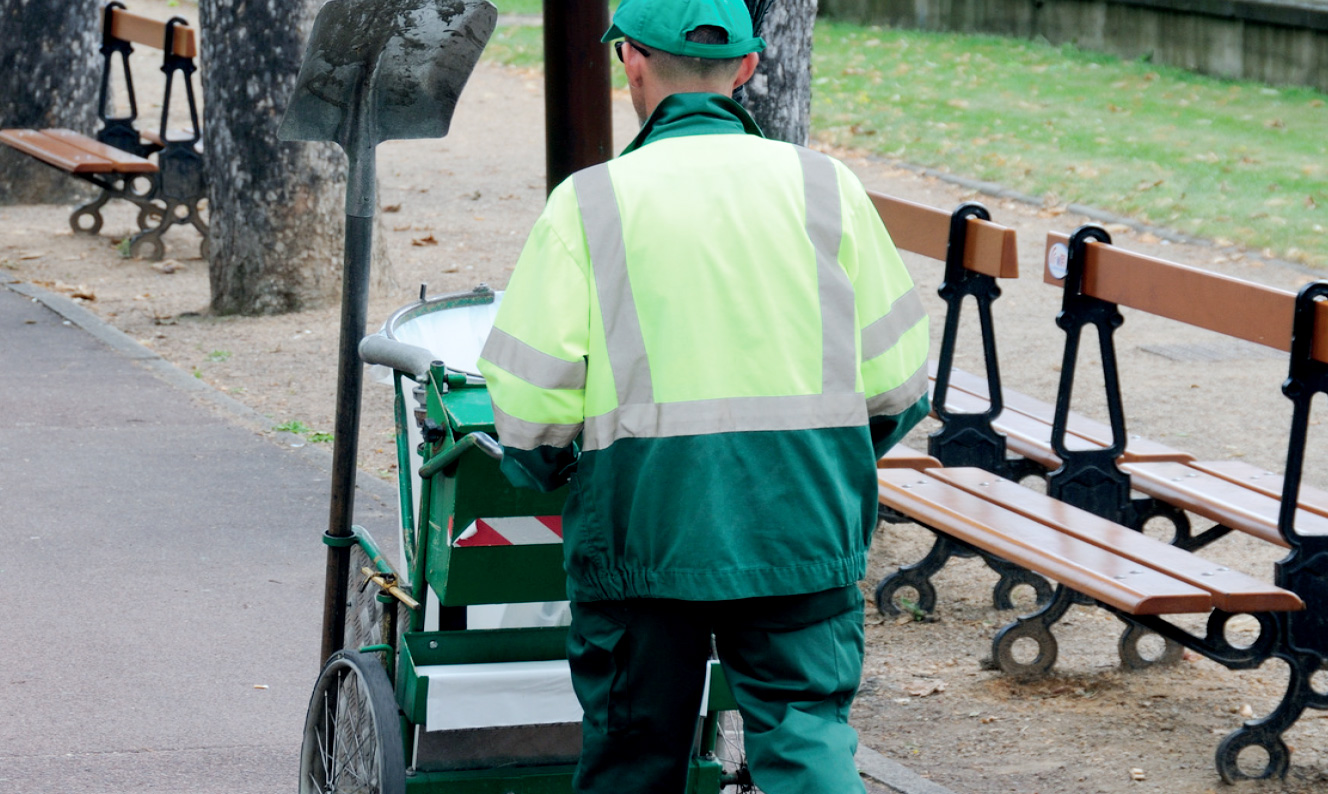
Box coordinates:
[479,94,928,602]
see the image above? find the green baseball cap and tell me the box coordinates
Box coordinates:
[601,0,766,58]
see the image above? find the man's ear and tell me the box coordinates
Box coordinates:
[732,52,759,90]
[624,45,648,89]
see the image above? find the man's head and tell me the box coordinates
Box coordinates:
[602,0,764,122]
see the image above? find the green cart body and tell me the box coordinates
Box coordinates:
[302,287,747,794]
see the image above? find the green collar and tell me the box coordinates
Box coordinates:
[620,93,764,156]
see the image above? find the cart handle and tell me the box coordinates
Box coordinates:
[418,431,504,479]
[358,333,437,380]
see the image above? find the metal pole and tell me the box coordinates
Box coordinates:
[543,0,613,195]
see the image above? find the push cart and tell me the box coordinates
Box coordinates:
[277,1,755,789]
[301,286,751,793]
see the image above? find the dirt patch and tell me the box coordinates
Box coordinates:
[5,5,1328,790]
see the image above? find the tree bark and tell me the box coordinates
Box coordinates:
[0,0,99,204]
[741,0,814,146]
[199,0,352,316]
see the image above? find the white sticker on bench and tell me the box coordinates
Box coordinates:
[1047,242,1069,280]
[419,659,582,731]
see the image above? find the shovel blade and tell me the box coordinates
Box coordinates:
[279,0,497,148]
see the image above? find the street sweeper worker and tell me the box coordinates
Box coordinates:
[478,0,929,791]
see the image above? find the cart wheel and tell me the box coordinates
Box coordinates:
[715,711,755,792]
[299,649,405,794]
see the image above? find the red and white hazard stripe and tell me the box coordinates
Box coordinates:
[453,516,563,547]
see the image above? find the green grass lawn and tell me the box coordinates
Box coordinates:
[483,14,1328,267]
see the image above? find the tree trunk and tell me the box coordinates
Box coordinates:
[741,0,814,146]
[0,0,99,204]
[199,0,351,316]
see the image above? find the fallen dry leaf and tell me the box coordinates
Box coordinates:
[412,234,439,247]
[905,679,946,697]
[52,281,95,300]
[383,204,402,213]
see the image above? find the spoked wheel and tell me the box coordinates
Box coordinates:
[715,711,757,793]
[300,649,405,794]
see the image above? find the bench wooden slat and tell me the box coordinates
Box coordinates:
[929,467,1304,613]
[1044,232,1328,365]
[1187,460,1328,520]
[1120,460,1328,548]
[108,8,198,58]
[879,468,1213,615]
[42,129,157,172]
[0,129,117,174]
[938,365,1194,463]
[877,444,941,469]
[869,191,1019,279]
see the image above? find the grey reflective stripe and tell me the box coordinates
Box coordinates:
[574,164,654,406]
[481,327,586,390]
[798,147,856,394]
[861,289,926,362]
[491,404,583,451]
[582,393,868,451]
[866,365,929,418]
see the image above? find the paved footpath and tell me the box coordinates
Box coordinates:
[0,279,397,794]
[0,277,949,794]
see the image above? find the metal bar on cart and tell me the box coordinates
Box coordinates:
[418,431,504,480]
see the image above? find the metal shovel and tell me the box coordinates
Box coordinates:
[278,0,497,665]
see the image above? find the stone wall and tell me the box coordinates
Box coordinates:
[819,0,1328,92]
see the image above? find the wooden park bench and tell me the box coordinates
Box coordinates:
[877,223,1328,781]
[869,193,1233,621]
[867,193,1061,612]
[0,3,207,260]
[867,195,1192,617]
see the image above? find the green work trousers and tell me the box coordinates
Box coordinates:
[566,586,866,794]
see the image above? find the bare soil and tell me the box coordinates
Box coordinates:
[5,4,1328,791]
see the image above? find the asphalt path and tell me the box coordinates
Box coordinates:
[0,281,397,794]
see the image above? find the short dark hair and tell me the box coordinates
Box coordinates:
[640,25,745,82]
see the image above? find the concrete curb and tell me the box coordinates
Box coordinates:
[858,745,959,794]
[0,274,398,506]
